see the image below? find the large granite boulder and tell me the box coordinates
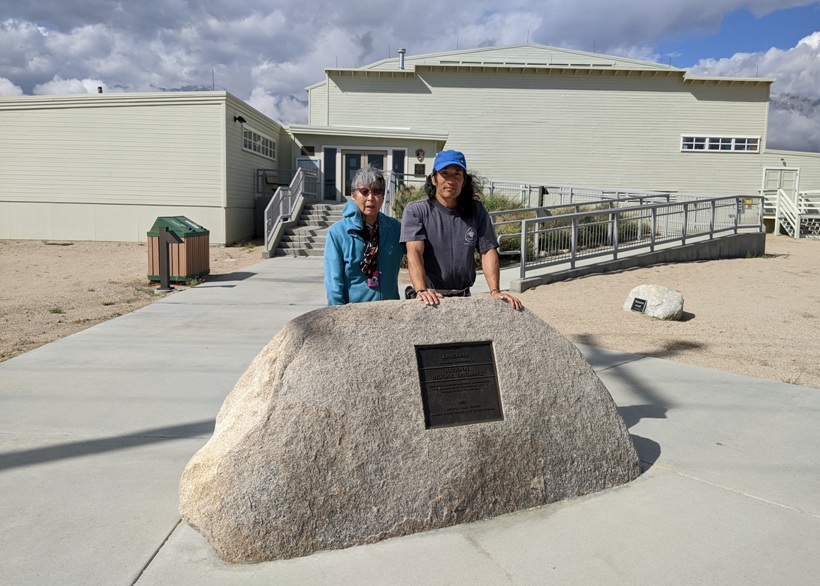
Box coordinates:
[179,298,640,563]
[624,284,684,320]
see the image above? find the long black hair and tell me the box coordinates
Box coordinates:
[424,169,479,218]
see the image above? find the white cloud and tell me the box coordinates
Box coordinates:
[0,78,24,96]
[689,30,820,152]
[33,76,106,94]
[768,107,820,152]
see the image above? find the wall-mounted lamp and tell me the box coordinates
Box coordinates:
[781,158,786,167]
[234,115,247,124]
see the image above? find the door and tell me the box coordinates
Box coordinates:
[762,167,800,215]
[343,151,386,196]
[763,168,799,196]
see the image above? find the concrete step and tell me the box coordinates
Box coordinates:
[272,202,346,257]
[273,247,325,258]
[278,241,324,251]
[280,235,327,244]
[296,220,335,229]
[300,214,341,224]
[288,225,328,235]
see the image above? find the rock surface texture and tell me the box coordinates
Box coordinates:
[179,298,641,563]
[624,284,685,320]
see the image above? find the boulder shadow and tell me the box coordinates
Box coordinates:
[618,404,667,472]
[630,434,662,472]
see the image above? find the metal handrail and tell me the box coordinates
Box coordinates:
[516,195,764,279]
[263,167,319,253]
[485,180,671,207]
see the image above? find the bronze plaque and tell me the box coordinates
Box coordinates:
[415,341,503,429]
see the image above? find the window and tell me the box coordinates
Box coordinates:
[243,127,276,160]
[681,135,759,153]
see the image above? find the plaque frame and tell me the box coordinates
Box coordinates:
[630,298,648,312]
[415,341,504,429]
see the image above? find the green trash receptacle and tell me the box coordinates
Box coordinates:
[147,217,210,283]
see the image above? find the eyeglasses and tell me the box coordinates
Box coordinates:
[356,187,385,198]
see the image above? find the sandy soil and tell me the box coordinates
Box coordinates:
[0,239,266,362]
[2,235,818,390]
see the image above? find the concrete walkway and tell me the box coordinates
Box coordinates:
[1,256,818,585]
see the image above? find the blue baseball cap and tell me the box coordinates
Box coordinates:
[433,150,467,172]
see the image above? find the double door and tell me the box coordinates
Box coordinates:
[344,151,385,196]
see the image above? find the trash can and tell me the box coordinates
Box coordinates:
[147,216,210,283]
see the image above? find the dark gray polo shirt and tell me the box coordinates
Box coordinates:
[400,198,499,291]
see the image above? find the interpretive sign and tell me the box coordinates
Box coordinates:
[630,298,647,312]
[415,341,503,429]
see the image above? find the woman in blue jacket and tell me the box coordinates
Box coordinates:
[323,166,404,305]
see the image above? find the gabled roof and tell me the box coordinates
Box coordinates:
[363,43,679,72]
[315,43,774,87]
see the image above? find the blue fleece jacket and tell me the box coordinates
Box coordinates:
[323,199,404,305]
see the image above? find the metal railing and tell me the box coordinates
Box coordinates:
[489,194,679,253]
[485,180,672,208]
[515,195,764,279]
[385,172,426,218]
[263,167,319,253]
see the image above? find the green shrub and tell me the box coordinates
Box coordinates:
[392,185,426,219]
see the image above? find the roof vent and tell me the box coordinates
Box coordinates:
[398,48,406,70]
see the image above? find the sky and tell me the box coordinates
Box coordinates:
[1,0,819,152]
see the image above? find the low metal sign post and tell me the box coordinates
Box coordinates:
[157,226,183,293]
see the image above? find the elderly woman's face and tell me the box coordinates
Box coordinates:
[353,181,384,223]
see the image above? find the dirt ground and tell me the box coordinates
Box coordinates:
[1,234,818,390]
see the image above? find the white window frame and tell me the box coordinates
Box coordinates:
[242,126,277,161]
[681,135,760,153]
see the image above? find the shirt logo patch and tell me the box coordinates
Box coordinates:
[465,227,477,245]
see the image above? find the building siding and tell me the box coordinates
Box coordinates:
[0,92,301,244]
[319,67,802,195]
[1,100,225,207]
[308,84,328,126]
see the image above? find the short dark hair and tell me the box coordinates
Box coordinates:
[424,169,478,218]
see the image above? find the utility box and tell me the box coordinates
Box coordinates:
[147,217,210,283]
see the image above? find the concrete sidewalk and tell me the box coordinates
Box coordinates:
[1,256,818,585]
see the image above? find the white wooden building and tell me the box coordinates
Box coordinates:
[290,44,820,201]
[2,44,819,244]
[0,91,292,244]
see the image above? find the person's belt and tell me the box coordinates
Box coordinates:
[440,287,471,297]
[404,286,471,299]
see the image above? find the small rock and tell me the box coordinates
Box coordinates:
[624,284,684,320]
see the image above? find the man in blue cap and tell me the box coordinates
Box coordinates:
[400,149,522,310]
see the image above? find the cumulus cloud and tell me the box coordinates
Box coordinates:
[0,2,818,150]
[33,76,107,94]
[0,78,24,96]
[689,30,820,152]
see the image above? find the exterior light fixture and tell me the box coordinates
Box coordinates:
[234,115,247,124]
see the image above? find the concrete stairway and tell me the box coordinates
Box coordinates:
[275,201,344,257]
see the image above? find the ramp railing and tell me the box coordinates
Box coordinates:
[515,195,764,280]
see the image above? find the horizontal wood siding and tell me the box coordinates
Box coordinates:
[321,70,804,194]
[0,201,227,243]
[0,102,224,206]
[308,85,328,125]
